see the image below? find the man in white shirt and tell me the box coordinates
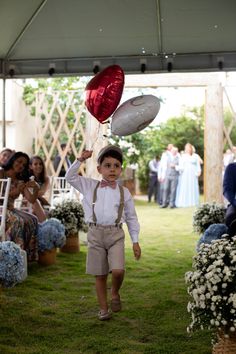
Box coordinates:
[158,143,173,207]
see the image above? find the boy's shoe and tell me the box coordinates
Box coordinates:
[111,297,122,312]
[98,310,112,321]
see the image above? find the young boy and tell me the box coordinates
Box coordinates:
[65,145,141,320]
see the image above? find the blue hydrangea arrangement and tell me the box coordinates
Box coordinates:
[0,241,25,288]
[37,218,66,252]
[197,223,229,251]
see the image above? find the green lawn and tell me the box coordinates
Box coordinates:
[0,200,212,354]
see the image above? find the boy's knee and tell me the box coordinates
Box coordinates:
[112,269,125,278]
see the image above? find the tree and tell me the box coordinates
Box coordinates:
[109,106,205,192]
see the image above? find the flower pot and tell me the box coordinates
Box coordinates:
[212,330,236,354]
[60,233,80,253]
[38,248,56,266]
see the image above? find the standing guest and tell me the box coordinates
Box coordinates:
[53,143,71,177]
[223,162,236,235]
[29,155,51,209]
[0,148,14,167]
[147,155,160,203]
[175,143,201,208]
[161,146,180,208]
[66,145,141,321]
[158,143,174,207]
[0,151,40,261]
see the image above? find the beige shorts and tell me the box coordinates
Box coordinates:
[86,224,125,276]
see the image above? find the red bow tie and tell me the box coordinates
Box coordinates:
[100,180,117,189]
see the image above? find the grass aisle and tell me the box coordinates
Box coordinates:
[0,200,212,354]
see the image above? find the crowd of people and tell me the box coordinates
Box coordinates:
[148,143,203,208]
[0,146,70,262]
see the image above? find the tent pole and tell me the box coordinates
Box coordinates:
[2,78,6,147]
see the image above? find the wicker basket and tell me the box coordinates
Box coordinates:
[60,233,80,253]
[38,248,56,266]
[212,330,236,354]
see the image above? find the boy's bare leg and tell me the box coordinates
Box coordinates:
[95,275,108,311]
[111,269,125,299]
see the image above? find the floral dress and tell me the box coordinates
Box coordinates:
[4,177,38,261]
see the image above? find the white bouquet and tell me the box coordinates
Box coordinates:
[192,202,226,234]
[185,235,236,336]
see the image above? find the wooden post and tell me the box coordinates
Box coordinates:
[85,112,107,178]
[204,84,224,203]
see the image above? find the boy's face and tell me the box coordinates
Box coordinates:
[97,156,122,182]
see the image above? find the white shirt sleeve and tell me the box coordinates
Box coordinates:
[158,152,167,179]
[149,159,159,173]
[123,188,140,243]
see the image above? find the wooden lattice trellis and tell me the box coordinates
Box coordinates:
[34,91,87,176]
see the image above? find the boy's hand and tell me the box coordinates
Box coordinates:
[78,150,93,162]
[133,242,141,260]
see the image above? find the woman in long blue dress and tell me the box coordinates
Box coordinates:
[175,143,201,207]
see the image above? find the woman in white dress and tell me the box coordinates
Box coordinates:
[175,143,201,207]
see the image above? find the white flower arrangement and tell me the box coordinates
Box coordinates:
[49,200,88,237]
[192,202,226,234]
[185,235,236,336]
[0,241,26,288]
[37,218,66,252]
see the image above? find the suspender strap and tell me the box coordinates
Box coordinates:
[92,181,100,223]
[92,182,124,225]
[115,185,124,225]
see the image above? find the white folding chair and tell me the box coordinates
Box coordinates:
[49,176,80,208]
[0,177,11,241]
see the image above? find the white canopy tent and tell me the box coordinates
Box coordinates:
[0,0,236,77]
[0,0,235,202]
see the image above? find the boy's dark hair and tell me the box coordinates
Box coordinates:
[99,150,123,165]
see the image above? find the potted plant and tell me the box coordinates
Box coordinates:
[48,200,87,253]
[185,235,236,353]
[0,241,27,288]
[37,218,66,265]
[192,202,226,234]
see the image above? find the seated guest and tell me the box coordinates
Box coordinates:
[0,151,45,261]
[29,155,51,210]
[0,148,14,167]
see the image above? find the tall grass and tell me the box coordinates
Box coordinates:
[0,200,212,354]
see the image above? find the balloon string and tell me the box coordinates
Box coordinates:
[89,124,101,150]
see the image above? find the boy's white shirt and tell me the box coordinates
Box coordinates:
[65,160,140,243]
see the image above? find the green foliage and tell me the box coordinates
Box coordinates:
[224,108,236,150]
[110,106,205,192]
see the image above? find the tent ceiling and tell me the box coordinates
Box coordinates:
[0,0,236,77]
